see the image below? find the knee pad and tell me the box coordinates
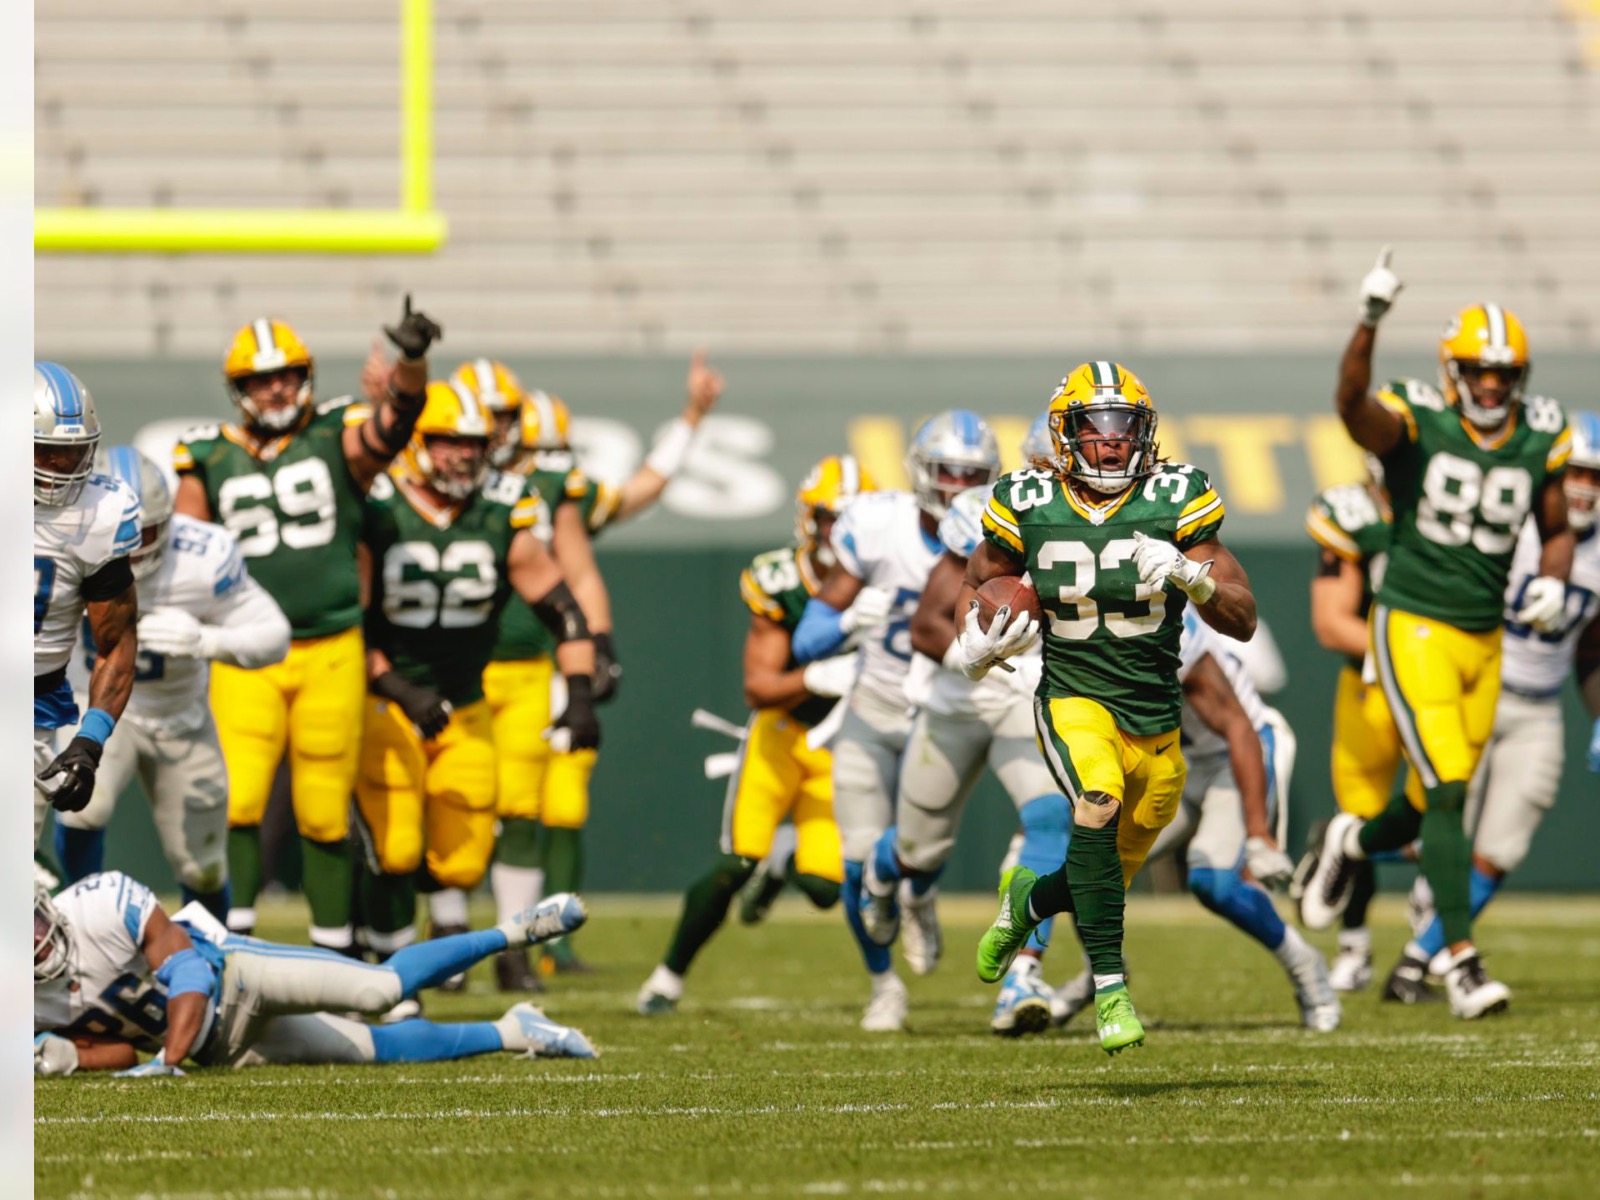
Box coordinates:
[354,974,406,1014]
[1073,791,1121,829]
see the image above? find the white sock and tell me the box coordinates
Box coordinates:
[645,963,684,1000]
[226,906,257,934]
[1274,924,1311,968]
[364,924,416,956]
[1092,972,1125,992]
[309,923,353,951]
[1338,927,1372,954]
[1341,822,1368,860]
[428,888,469,929]
[1010,956,1041,980]
[870,969,903,994]
[492,864,543,925]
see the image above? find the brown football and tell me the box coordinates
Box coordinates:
[975,576,1042,632]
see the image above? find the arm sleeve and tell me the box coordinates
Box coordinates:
[80,555,134,602]
[792,598,847,664]
[205,576,292,669]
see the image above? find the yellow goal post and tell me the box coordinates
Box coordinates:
[34,0,445,254]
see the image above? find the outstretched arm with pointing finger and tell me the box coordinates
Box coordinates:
[1335,246,1407,457]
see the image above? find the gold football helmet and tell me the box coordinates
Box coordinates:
[453,358,528,467]
[519,390,573,453]
[223,318,315,433]
[1438,304,1529,431]
[1046,361,1158,494]
[401,380,492,500]
[796,453,876,566]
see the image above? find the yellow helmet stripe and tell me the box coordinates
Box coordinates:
[1483,303,1507,351]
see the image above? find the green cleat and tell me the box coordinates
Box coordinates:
[1094,985,1145,1056]
[975,866,1040,983]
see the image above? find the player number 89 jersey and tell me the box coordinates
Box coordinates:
[982,464,1226,735]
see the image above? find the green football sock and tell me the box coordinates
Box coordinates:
[1357,785,1423,855]
[1066,822,1124,977]
[495,817,542,869]
[301,836,353,941]
[1024,864,1076,919]
[664,854,756,976]
[792,872,841,910]
[1419,781,1472,944]
[361,867,417,938]
[228,826,263,911]
[541,826,583,895]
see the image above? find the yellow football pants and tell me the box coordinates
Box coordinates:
[214,626,365,843]
[1033,696,1186,887]
[1330,665,1404,820]
[1371,605,1502,805]
[355,696,497,889]
[720,708,842,883]
[482,657,594,830]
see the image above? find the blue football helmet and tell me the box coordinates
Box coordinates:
[100,445,175,579]
[34,362,102,506]
[906,410,1000,519]
[1021,412,1053,466]
[1565,410,1600,531]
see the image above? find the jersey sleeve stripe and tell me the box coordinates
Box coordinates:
[739,569,784,620]
[589,484,623,532]
[1178,488,1221,521]
[509,497,545,529]
[172,442,195,472]
[981,504,1024,553]
[1548,428,1573,472]
[1305,509,1361,560]
[1176,495,1225,538]
[1374,390,1419,442]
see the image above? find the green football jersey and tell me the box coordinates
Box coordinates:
[739,545,832,728]
[982,464,1227,736]
[1306,483,1392,670]
[489,460,623,664]
[1372,379,1572,632]
[175,398,368,640]
[364,469,548,706]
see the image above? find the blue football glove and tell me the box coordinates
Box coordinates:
[1588,716,1600,774]
[114,1054,185,1079]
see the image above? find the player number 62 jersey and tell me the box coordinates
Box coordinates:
[982,463,1226,735]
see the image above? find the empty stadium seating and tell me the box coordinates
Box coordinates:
[34,1,1600,355]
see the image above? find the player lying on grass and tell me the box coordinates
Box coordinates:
[34,871,596,1076]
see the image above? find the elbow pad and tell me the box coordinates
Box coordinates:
[155,947,217,1000]
[531,581,591,644]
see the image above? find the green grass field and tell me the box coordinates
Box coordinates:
[34,894,1600,1199]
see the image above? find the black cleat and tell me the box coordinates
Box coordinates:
[1381,952,1442,1005]
[495,947,544,994]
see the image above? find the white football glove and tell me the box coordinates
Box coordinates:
[1131,532,1216,604]
[1515,576,1566,634]
[1358,245,1404,326]
[840,586,895,635]
[801,654,858,699]
[955,601,1039,682]
[33,1033,79,1077]
[1245,836,1295,891]
[137,607,217,660]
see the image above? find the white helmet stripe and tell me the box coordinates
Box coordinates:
[1092,361,1118,389]
[450,378,483,426]
[252,318,276,356]
[530,391,558,447]
[474,358,500,404]
[840,454,859,498]
[1483,304,1507,350]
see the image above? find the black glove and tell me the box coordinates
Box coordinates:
[383,294,442,362]
[550,675,601,751]
[40,736,104,814]
[371,671,453,741]
[592,632,622,704]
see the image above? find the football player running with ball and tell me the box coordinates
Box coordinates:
[174,300,442,953]
[793,412,1001,1032]
[637,456,872,1015]
[1300,250,1574,1019]
[963,362,1258,1056]
[355,382,600,977]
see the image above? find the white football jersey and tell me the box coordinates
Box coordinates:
[35,872,167,1052]
[1500,520,1600,698]
[34,473,140,676]
[90,515,253,732]
[830,490,943,708]
[1177,607,1268,762]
